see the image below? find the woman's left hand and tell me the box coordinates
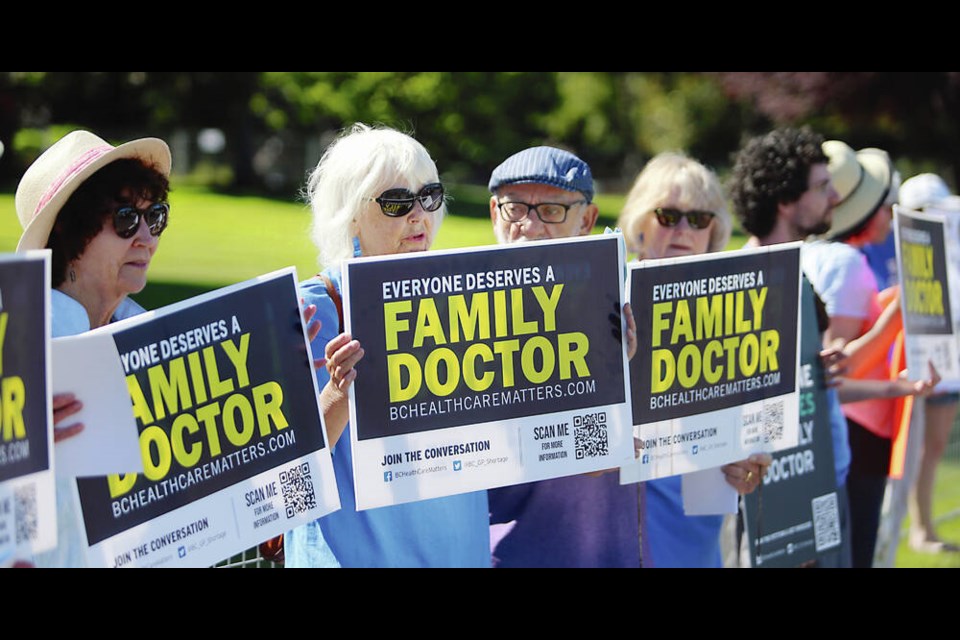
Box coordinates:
[903,360,942,398]
[721,453,772,495]
[52,392,84,443]
[611,302,638,361]
[324,332,365,393]
[623,302,637,361]
[300,301,326,371]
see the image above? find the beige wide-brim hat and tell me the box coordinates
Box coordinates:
[15,129,172,251]
[822,139,893,240]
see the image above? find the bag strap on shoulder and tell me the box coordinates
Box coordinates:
[318,272,344,334]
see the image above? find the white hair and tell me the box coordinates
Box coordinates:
[304,123,444,268]
[617,151,732,257]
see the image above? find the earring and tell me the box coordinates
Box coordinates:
[69,268,77,283]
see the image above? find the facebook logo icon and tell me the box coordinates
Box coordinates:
[642,454,649,464]
[692,445,699,455]
[383,471,393,482]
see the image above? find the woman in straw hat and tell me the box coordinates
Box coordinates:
[800,140,941,567]
[13,129,172,567]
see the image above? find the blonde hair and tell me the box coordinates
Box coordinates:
[617,151,732,257]
[304,123,445,268]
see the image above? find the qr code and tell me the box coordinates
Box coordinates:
[279,462,317,519]
[573,412,608,459]
[812,492,841,552]
[14,484,37,544]
[762,400,784,443]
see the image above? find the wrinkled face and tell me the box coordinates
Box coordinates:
[71,195,161,300]
[789,163,839,238]
[490,183,598,244]
[639,193,714,260]
[356,180,440,257]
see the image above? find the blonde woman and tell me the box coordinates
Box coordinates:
[617,151,769,567]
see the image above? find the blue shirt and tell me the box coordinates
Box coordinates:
[861,233,898,290]
[642,475,724,568]
[285,268,491,568]
[28,291,146,568]
[488,473,641,568]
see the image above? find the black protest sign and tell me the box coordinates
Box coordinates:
[630,246,800,426]
[897,211,953,334]
[344,235,628,441]
[743,279,843,567]
[73,271,331,549]
[0,254,50,482]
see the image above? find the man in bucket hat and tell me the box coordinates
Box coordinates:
[487,145,600,244]
[485,145,643,567]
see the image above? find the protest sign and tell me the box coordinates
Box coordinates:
[0,251,57,558]
[895,204,960,390]
[621,243,802,484]
[341,234,634,510]
[742,279,843,567]
[55,268,339,567]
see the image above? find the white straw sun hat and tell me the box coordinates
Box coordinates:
[822,139,893,240]
[14,130,171,251]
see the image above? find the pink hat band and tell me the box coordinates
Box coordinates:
[33,144,113,220]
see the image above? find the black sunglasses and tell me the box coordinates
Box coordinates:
[113,202,170,239]
[654,207,715,230]
[373,183,444,217]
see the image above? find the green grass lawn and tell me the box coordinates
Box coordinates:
[1,184,508,308]
[894,456,960,568]
[1,182,748,302]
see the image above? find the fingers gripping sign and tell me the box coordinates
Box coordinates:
[325,332,364,393]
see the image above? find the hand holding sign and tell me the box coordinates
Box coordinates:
[721,452,772,495]
[52,392,84,443]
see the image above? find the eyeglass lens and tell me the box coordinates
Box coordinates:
[377,183,444,217]
[655,207,714,229]
[114,203,169,238]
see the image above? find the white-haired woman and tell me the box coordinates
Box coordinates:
[284,123,490,568]
[617,151,770,568]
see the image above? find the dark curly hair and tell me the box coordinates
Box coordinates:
[46,158,170,287]
[728,126,828,239]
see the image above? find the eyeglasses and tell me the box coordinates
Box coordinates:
[372,183,445,217]
[113,202,170,239]
[653,207,715,230]
[496,199,586,224]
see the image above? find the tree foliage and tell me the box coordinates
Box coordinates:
[714,71,960,187]
[3,72,959,193]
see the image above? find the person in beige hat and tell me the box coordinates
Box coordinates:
[13,128,172,567]
[800,139,943,567]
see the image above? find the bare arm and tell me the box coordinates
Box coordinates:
[840,293,903,378]
[318,332,364,447]
[836,361,941,404]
